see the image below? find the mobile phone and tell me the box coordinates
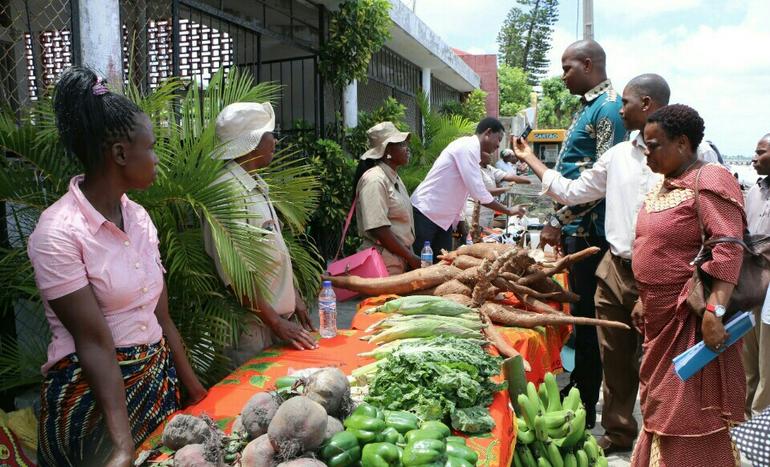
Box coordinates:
[519,125,532,140]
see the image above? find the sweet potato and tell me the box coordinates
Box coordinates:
[440,243,514,261]
[452,255,482,269]
[442,294,474,307]
[433,279,472,296]
[323,264,461,296]
[481,303,631,330]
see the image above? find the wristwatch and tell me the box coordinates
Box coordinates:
[546,214,561,229]
[705,303,726,318]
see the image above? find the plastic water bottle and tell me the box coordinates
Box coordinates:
[420,241,433,268]
[466,234,473,245]
[318,280,337,339]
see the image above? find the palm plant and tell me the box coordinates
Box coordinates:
[0,67,322,391]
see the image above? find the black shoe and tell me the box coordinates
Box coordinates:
[586,405,596,429]
[559,381,574,400]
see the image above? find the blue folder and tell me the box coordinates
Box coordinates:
[673,311,756,381]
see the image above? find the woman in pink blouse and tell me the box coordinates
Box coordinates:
[27,67,206,467]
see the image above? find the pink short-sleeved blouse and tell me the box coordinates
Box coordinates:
[28,176,165,373]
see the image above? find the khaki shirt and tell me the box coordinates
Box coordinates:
[203,162,296,317]
[356,164,415,274]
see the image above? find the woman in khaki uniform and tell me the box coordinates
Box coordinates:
[354,122,421,274]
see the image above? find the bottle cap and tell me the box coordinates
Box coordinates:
[322,280,332,287]
[423,241,430,246]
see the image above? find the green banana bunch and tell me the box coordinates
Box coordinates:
[583,435,600,463]
[545,441,564,467]
[537,456,553,467]
[518,393,539,428]
[563,452,577,467]
[575,449,589,467]
[556,407,586,450]
[562,387,582,412]
[543,373,562,412]
[517,444,538,467]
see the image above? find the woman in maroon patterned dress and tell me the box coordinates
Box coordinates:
[630,105,746,466]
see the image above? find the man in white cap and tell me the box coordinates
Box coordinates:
[203,102,317,364]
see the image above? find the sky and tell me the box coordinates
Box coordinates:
[403,0,770,157]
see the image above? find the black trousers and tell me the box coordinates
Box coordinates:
[563,235,609,417]
[412,207,454,259]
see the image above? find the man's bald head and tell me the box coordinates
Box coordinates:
[561,40,609,95]
[564,40,607,70]
[626,74,670,106]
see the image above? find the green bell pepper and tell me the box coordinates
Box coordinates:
[405,428,448,444]
[402,438,446,466]
[445,436,466,446]
[320,431,362,467]
[361,442,401,467]
[446,442,478,465]
[419,421,451,438]
[384,410,420,434]
[353,403,385,419]
[445,456,474,467]
[381,426,405,445]
[344,415,387,444]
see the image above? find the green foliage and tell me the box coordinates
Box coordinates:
[537,76,580,129]
[497,0,559,83]
[440,89,487,123]
[499,65,533,116]
[319,0,392,88]
[302,138,358,260]
[345,97,407,158]
[365,337,502,432]
[0,67,321,391]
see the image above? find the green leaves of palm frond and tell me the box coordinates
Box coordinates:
[283,232,324,304]
[259,146,321,233]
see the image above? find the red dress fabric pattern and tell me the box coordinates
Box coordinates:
[631,164,746,466]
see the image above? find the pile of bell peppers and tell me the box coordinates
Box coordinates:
[320,403,479,466]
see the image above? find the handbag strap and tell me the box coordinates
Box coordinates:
[334,195,358,261]
[692,166,755,264]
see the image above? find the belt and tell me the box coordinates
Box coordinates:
[611,252,632,269]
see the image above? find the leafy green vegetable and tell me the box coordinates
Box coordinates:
[364,337,502,433]
[450,406,495,434]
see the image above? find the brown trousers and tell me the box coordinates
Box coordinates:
[742,306,770,417]
[595,251,642,447]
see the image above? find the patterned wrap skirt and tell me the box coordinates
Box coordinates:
[37,339,179,466]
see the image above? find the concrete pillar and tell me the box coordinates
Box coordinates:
[343,79,358,128]
[421,67,431,109]
[77,0,124,88]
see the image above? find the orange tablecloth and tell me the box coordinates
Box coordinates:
[139,331,515,466]
[352,273,572,385]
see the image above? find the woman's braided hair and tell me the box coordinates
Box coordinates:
[646,104,705,150]
[53,66,143,172]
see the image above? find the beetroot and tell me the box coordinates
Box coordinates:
[173,443,221,467]
[303,368,351,418]
[275,459,326,466]
[162,414,211,450]
[267,396,327,461]
[241,392,282,439]
[240,434,277,467]
[324,416,344,441]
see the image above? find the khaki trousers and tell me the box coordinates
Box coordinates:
[595,251,642,447]
[742,306,770,416]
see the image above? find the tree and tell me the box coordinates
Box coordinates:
[499,64,532,116]
[439,89,488,123]
[497,0,559,83]
[537,76,580,129]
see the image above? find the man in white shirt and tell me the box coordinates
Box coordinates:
[743,133,770,417]
[496,149,518,174]
[411,118,525,256]
[514,74,719,453]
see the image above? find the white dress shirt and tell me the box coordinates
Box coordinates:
[746,177,770,235]
[540,132,720,258]
[411,135,494,230]
[496,159,517,174]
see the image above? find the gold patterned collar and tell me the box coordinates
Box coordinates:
[583,79,613,103]
[644,178,695,213]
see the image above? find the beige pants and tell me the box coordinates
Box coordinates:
[742,306,770,416]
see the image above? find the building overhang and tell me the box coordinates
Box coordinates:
[313,0,480,92]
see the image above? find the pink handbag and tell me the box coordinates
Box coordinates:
[327,196,389,301]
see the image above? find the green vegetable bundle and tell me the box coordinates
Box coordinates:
[513,372,609,467]
[365,337,502,434]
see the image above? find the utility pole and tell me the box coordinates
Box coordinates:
[412,0,416,13]
[583,0,594,40]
